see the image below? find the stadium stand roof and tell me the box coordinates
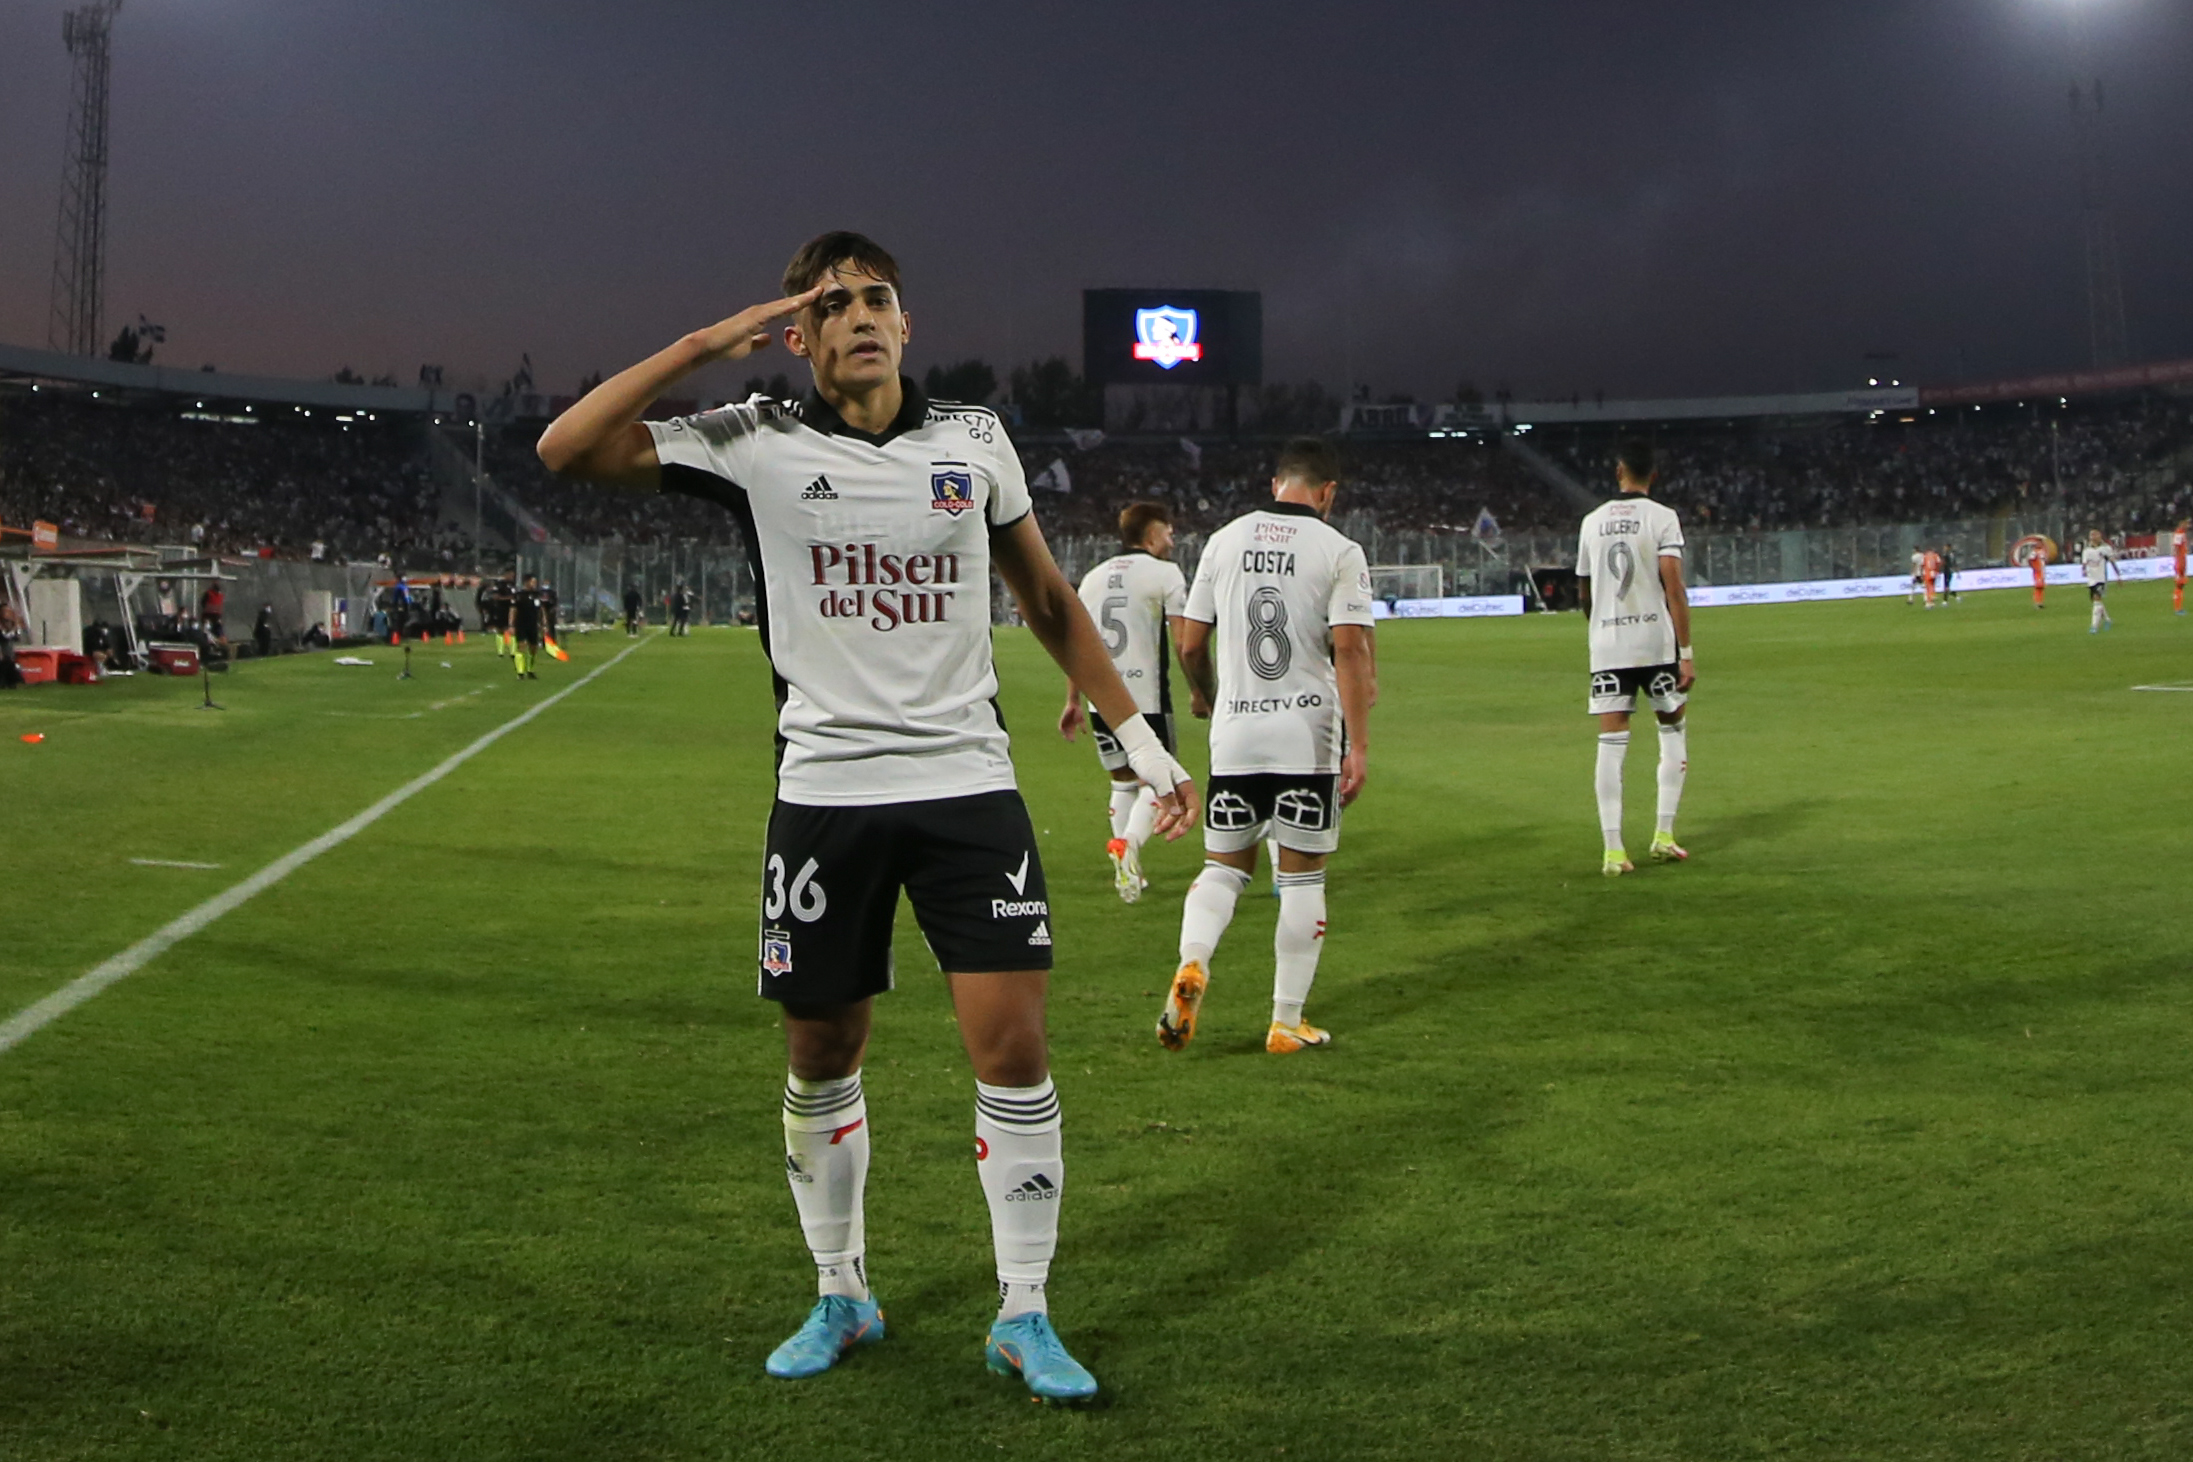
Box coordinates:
[0,339,456,415]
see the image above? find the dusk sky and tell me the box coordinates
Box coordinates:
[0,0,2186,404]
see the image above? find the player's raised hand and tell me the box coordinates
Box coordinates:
[691,284,827,364]
[1339,744,1368,807]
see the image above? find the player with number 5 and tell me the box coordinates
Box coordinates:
[1161,437,1378,1056]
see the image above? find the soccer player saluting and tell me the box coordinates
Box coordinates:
[1159,438,1377,1055]
[2082,528,2117,633]
[1058,501,1202,903]
[536,232,1197,1402]
[1578,440,1694,875]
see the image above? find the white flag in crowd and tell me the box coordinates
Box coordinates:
[1473,507,1502,544]
[1066,428,1106,451]
[1032,458,1073,494]
[1179,437,1203,469]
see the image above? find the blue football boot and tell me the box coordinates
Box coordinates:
[985,1313,1099,1403]
[765,1294,885,1379]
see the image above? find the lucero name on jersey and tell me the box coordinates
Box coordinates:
[809,539,962,631]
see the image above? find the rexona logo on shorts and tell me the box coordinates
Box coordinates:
[992,899,1048,919]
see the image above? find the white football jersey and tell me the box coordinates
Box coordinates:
[648,383,1031,806]
[2081,542,2117,584]
[1185,504,1375,776]
[1910,550,1926,577]
[1576,495,1686,671]
[1077,551,1187,717]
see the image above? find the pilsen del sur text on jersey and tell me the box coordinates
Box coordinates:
[810,542,961,631]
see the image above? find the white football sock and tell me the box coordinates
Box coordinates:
[1596,731,1630,852]
[2091,601,2104,630]
[1656,720,1688,835]
[1272,868,1327,1027]
[1123,784,1159,852]
[1179,860,1250,967]
[782,1072,870,1301]
[1107,782,1139,840]
[974,1078,1063,1320]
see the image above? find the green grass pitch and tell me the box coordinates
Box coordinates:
[3,583,2189,1460]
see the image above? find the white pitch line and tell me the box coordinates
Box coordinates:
[0,640,647,1057]
[2132,684,2193,693]
[129,859,223,870]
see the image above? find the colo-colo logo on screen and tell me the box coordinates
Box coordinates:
[810,543,961,630]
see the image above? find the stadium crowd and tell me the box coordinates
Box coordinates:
[1550,397,2193,534]
[8,384,2188,563]
[0,391,470,564]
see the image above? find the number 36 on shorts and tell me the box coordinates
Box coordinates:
[765,854,828,922]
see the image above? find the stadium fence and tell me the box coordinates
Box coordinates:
[501,509,2091,629]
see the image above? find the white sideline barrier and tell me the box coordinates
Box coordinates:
[1373,594,1526,619]
[1690,557,2178,609]
[1369,561,2180,619]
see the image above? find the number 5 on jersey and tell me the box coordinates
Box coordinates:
[766,854,828,922]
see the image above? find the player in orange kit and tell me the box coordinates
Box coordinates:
[2031,545,2048,608]
[1921,547,1941,608]
[2173,519,2187,616]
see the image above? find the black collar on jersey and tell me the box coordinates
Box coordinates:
[799,375,930,448]
[1261,501,1325,520]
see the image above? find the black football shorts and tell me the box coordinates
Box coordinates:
[755,790,1052,1006]
[1588,663,1687,716]
[1203,773,1341,856]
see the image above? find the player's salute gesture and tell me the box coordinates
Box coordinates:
[536,232,1196,1405]
[690,284,831,364]
[535,282,827,487]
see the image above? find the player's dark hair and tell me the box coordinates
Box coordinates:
[1617,439,1657,483]
[783,231,903,298]
[1275,435,1341,487]
[1118,500,1172,549]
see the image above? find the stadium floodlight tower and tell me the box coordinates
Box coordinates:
[2063,0,2130,370]
[48,0,124,358]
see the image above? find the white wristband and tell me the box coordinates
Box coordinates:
[1678,647,1694,661]
[1113,711,1188,795]
[1113,712,1159,757]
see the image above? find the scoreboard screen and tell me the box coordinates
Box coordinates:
[1083,289,1262,386]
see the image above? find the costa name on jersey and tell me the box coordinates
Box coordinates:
[1576,496,1685,672]
[647,380,1032,806]
[1076,551,1187,717]
[1185,504,1375,776]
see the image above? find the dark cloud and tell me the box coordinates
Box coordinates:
[0,0,2185,399]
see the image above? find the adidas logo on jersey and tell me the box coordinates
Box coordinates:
[1004,1173,1059,1202]
[801,474,838,500]
[1027,921,1052,947]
